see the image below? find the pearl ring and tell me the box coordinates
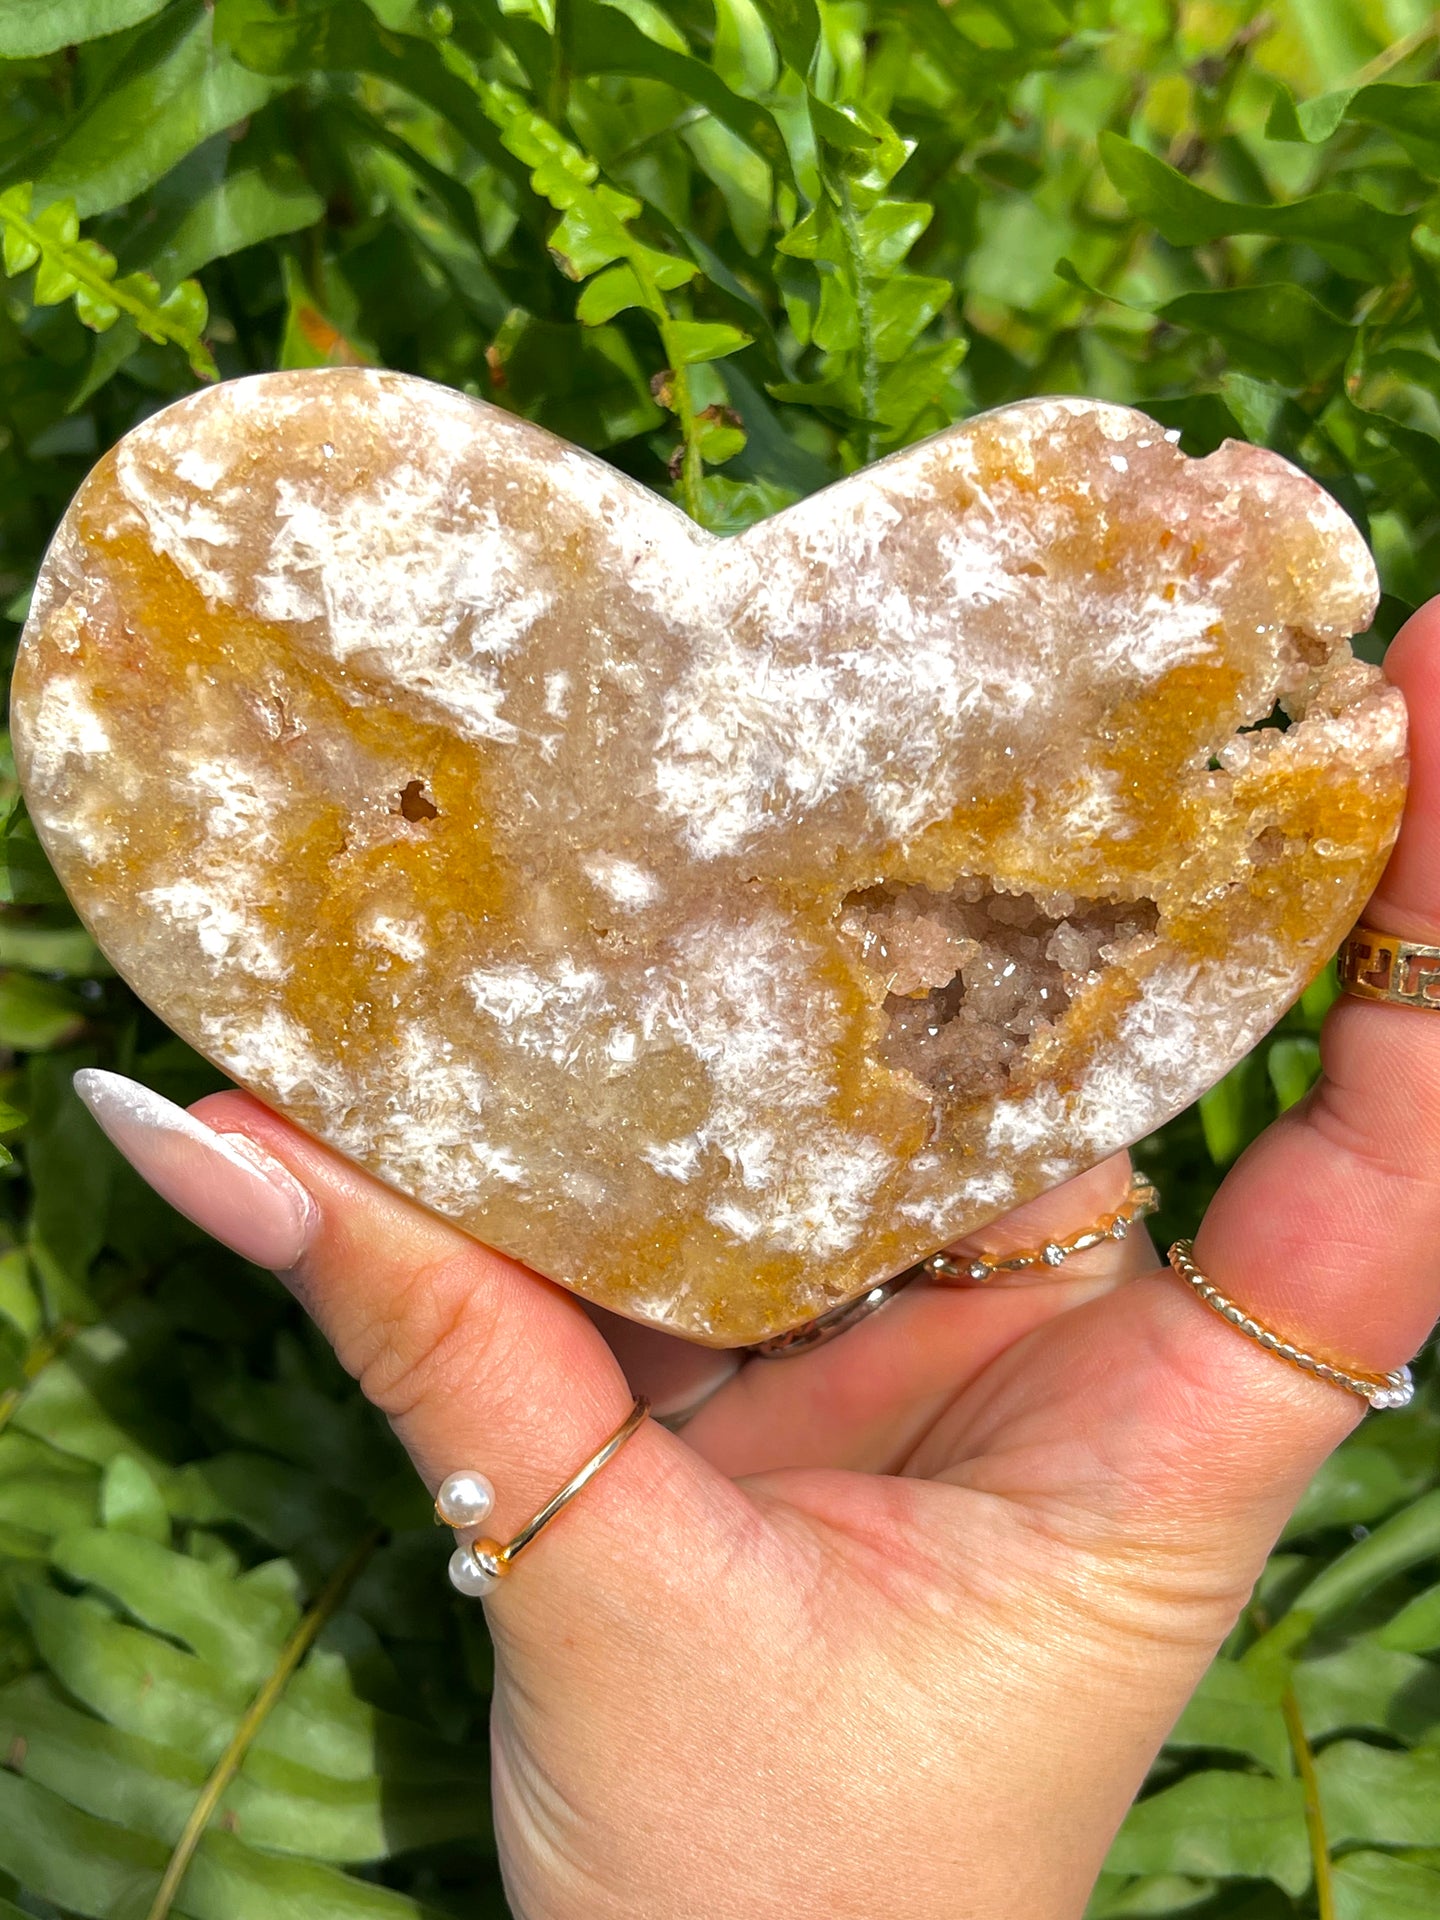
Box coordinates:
[438,1396,651,1596]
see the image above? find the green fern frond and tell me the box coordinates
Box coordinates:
[462,67,750,521]
[0,185,216,381]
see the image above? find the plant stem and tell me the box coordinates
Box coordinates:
[1351,17,1438,85]
[664,349,705,523]
[632,249,705,523]
[833,171,878,468]
[143,1529,382,1920]
[1282,1684,1335,1920]
[548,0,571,127]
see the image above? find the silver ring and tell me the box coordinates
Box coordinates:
[747,1264,926,1358]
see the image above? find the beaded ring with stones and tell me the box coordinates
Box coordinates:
[748,1168,1162,1357]
[926,1168,1159,1285]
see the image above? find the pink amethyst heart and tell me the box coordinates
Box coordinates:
[12,370,1406,1343]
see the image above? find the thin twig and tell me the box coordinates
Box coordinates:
[1282,1684,1335,1920]
[143,1529,382,1920]
[1351,18,1440,87]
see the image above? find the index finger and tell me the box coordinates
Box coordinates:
[183,1088,755,1633]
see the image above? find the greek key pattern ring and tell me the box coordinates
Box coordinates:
[1339,924,1440,1010]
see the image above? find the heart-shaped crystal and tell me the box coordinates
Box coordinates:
[13,371,1405,1343]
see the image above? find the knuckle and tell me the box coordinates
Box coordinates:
[342,1249,506,1421]
[1304,1070,1440,1202]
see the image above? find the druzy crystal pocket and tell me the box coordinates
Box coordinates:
[12,370,1406,1343]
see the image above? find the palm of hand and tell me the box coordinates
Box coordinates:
[474,1168,1317,1920]
[192,609,1440,1918]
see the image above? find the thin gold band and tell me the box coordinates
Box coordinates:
[447,1396,650,1586]
[1338,923,1440,1009]
[1167,1241,1413,1411]
[752,1169,1159,1357]
[927,1168,1159,1284]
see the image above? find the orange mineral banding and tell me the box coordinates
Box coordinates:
[11,370,1406,1344]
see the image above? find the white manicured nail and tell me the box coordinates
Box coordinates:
[72,1069,316,1270]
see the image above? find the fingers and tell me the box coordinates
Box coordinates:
[185,1095,624,1490]
[1357,604,1440,941]
[920,600,1440,1593]
[74,1071,746,1632]
[1189,597,1440,1376]
[678,1153,1149,1476]
[552,1153,1148,1476]
[579,1302,740,1426]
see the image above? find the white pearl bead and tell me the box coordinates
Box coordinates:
[436,1470,495,1528]
[448,1545,500,1598]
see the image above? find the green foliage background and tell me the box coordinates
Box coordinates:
[0,0,1436,1914]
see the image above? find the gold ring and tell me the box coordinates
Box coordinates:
[1167,1241,1413,1410]
[750,1169,1161,1357]
[927,1168,1159,1285]
[1338,923,1440,1009]
[437,1396,650,1596]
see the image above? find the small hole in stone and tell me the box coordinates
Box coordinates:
[841,878,1159,1099]
[1238,702,1291,735]
[396,779,439,823]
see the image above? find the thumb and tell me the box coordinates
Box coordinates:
[73,1071,749,1638]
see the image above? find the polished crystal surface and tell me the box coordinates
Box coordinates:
[12,370,1406,1343]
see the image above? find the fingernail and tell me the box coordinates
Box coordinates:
[73,1069,317,1270]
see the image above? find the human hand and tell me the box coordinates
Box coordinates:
[76,603,1440,1920]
